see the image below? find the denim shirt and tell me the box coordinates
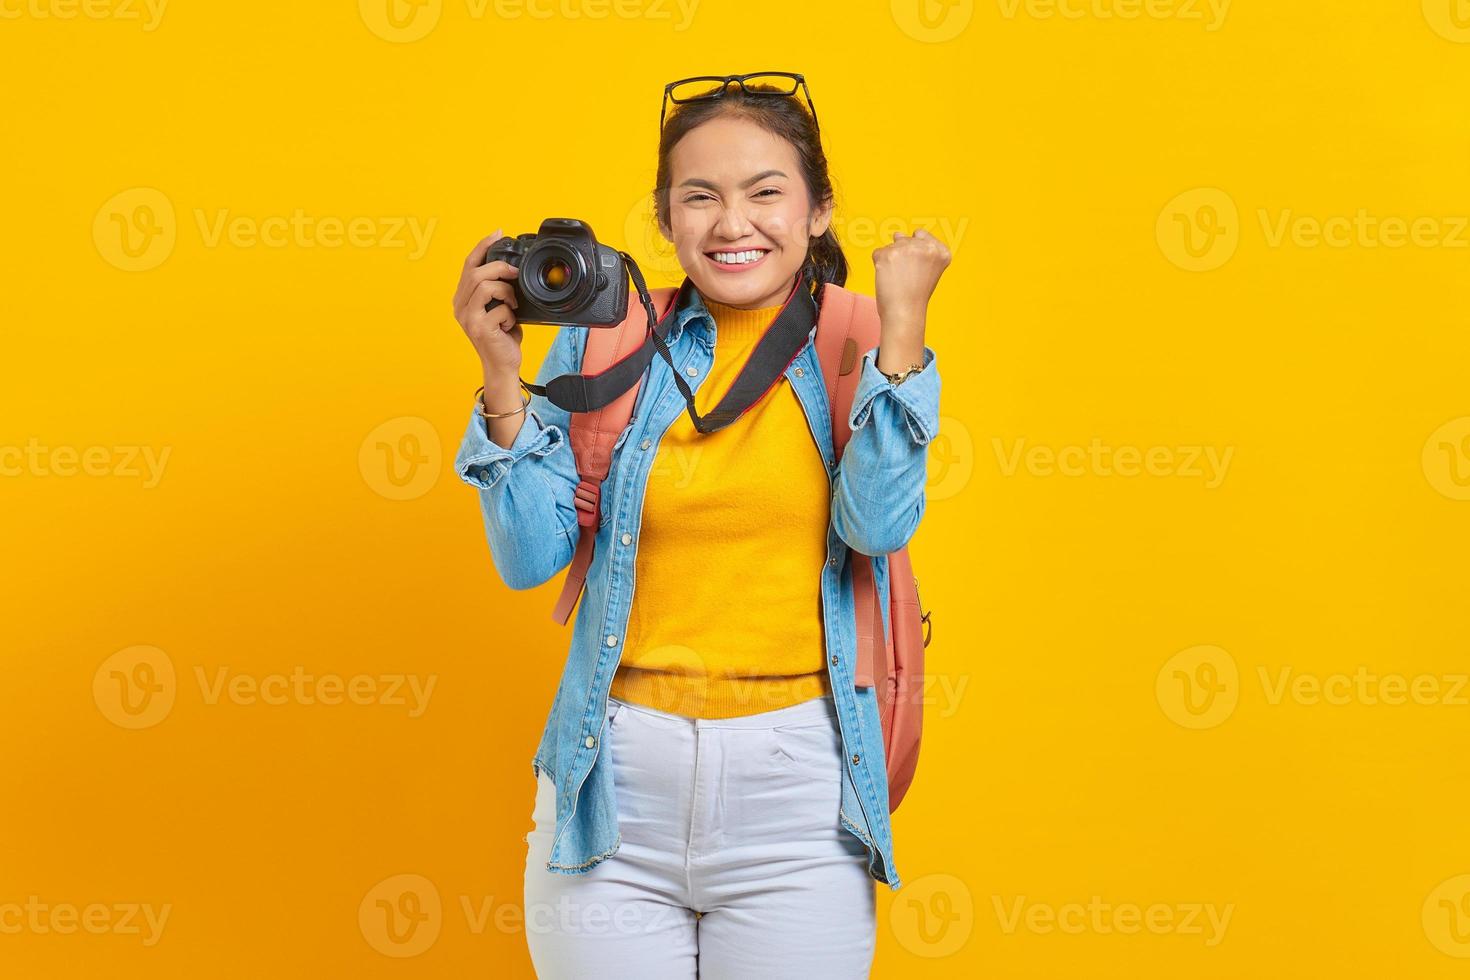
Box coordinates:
[454,285,940,891]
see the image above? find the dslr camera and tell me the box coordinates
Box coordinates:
[482,218,628,326]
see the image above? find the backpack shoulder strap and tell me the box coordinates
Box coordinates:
[812,282,881,462]
[813,283,890,688]
[551,286,679,625]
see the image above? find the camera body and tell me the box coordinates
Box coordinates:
[482,219,627,326]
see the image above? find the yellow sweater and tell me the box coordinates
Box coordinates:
[608,295,833,718]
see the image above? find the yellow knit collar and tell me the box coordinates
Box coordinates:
[702,297,785,342]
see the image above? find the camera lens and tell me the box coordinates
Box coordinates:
[521,240,591,314]
[539,259,571,291]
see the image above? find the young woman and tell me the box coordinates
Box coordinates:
[450,73,948,979]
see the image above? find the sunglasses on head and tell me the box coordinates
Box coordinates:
[660,72,820,135]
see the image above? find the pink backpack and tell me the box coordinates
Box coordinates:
[548,283,932,813]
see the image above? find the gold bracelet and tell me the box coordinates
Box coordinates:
[474,383,531,419]
[880,362,925,386]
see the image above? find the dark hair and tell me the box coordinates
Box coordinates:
[652,85,848,290]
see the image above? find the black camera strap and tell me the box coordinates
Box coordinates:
[522,254,818,436]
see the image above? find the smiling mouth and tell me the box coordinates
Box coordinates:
[705,248,771,267]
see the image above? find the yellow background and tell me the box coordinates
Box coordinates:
[3,0,1470,976]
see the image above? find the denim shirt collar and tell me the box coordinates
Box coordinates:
[663,284,714,348]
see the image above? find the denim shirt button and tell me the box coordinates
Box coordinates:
[620,532,632,545]
[851,753,861,765]
[605,634,618,646]
[584,735,596,748]
[828,556,838,567]
[640,438,651,450]
[830,655,838,666]
[794,366,804,378]
[685,366,698,377]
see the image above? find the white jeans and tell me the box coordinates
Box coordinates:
[523,692,877,978]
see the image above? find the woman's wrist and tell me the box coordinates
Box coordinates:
[481,357,523,391]
[875,322,926,376]
[480,364,529,448]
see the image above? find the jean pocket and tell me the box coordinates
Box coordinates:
[605,696,628,737]
[767,721,843,781]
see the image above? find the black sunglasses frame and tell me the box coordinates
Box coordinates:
[660,72,819,135]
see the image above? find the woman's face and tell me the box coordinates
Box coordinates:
[661,114,831,310]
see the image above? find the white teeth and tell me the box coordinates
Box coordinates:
[712,250,765,265]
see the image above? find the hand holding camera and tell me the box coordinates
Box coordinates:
[454,228,525,377]
[455,219,631,373]
[453,220,636,448]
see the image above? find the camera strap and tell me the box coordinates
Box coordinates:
[522,255,818,436]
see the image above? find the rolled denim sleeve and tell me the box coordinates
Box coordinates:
[455,404,566,492]
[454,325,586,590]
[831,344,940,557]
